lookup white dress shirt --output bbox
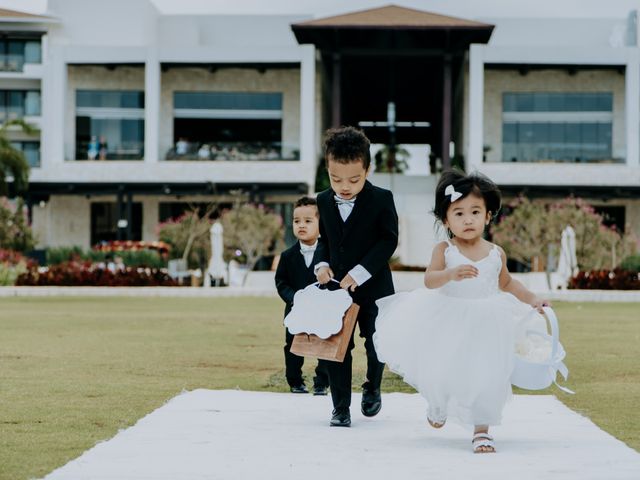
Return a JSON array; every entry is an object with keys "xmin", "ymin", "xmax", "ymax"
[{"xmin": 299, "ymin": 240, "xmax": 317, "ymax": 268}]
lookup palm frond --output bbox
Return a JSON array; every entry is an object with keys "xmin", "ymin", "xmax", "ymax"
[{"xmin": 0, "ymin": 119, "xmax": 34, "ymax": 196}]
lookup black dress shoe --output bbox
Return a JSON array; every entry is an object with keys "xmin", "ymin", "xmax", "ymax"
[
  {"xmin": 330, "ymin": 409, "xmax": 351, "ymax": 427},
  {"xmin": 312, "ymin": 385, "xmax": 328, "ymax": 396},
  {"xmin": 290, "ymin": 384, "xmax": 308, "ymax": 394},
  {"xmin": 361, "ymin": 382, "xmax": 382, "ymax": 417}
]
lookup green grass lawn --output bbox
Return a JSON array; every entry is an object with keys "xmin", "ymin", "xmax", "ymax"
[{"xmin": 0, "ymin": 297, "xmax": 638, "ymax": 480}]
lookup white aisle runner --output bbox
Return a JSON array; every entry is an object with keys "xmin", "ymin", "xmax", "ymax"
[{"xmin": 43, "ymin": 390, "xmax": 640, "ymax": 480}]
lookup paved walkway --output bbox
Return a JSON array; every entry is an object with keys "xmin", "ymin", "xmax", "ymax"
[{"xmin": 42, "ymin": 390, "xmax": 640, "ymax": 480}]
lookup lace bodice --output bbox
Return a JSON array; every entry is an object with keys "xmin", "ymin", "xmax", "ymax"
[{"xmin": 439, "ymin": 241, "xmax": 502, "ymax": 299}]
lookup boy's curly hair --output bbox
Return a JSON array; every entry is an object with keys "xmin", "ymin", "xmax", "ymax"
[{"xmin": 323, "ymin": 126, "xmax": 371, "ymax": 169}]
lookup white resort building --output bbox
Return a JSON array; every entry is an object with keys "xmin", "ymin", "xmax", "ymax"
[{"xmin": 1, "ymin": 0, "xmax": 639, "ymax": 267}]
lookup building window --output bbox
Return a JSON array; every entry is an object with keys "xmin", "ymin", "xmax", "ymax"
[
  {"xmin": 168, "ymin": 91, "xmax": 296, "ymax": 161},
  {"xmin": 0, "ymin": 90, "xmax": 41, "ymax": 120},
  {"xmin": 91, "ymin": 202, "xmax": 143, "ymax": 245},
  {"xmin": 75, "ymin": 90, "xmax": 145, "ymax": 160},
  {"xmin": 502, "ymin": 92, "xmax": 615, "ymax": 163},
  {"xmin": 0, "ymin": 38, "xmax": 41, "ymax": 72},
  {"xmin": 10, "ymin": 141, "xmax": 40, "ymax": 168}
]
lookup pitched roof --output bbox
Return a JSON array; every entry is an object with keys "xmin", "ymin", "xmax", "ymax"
[
  {"xmin": 0, "ymin": 7, "xmax": 55, "ymax": 22},
  {"xmin": 293, "ymin": 5, "xmax": 493, "ymax": 30}
]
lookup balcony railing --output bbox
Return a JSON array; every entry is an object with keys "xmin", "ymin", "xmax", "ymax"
[
  {"xmin": 165, "ymin": 141, "xmax": 299, "ymax": 161},
  {"xmin": 76, "ymin": 141, "xmax": 144, "ymax": 161},
  {"xmin": 0, "ymin": 41, "xmax": 42, "ymax": 72}
]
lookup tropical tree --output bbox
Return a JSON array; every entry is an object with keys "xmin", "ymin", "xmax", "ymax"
[
  {"xmin": 220, "ymin": 191, "xmax": 284, "ymax": 282},
  {"xmin": 0, "ymin": 197, "xmax": 35, "ymax": 252},
  {"xmin": 0, "ymin": 119, "xmax": 34, "ymax": 196},
  {"xmin": 492, "ymin": 196, "xmax": 637, "ymax": 272}
]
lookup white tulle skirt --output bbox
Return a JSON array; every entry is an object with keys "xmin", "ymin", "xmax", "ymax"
[{"xmin": 374, "ymin": 288, "xmax": 541, "ymax": 427}]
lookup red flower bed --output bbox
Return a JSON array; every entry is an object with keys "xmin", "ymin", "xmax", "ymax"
[
  {"xmin": 0, "ymin": 249, "xmax": 33, "ymax": 266},
  {"xmin": 16, "ymin": 262, "xmax": 179, "ymax": 287},
  {"xmin": 93, "ymin": 240, "xmax": 171, "ymax": 255},
  {"xmin": 568, "ymin": 269, "xmax": 640, "ymax": 290}
]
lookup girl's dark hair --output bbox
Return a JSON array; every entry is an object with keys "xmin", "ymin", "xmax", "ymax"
[
  {"xmin": 323, "ymin": 126, "xmax": 371, "ymax": 169},
  {"xmin": 433, "ymin": 169, "xmax": 502, "ymax": 222}
]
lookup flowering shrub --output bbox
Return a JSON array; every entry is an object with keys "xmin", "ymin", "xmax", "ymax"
[
  {"xmin": 0, "ymin": 248, "xmax": 34, "ymax": 286},
  {"xmin": 16, "ymin": 261, "xmax": 178, "ymax": 287},
  {"xmin": 47, "ymin": 246, "xmax": 166, "ymax": 269},
  {"xmin": 568, "ymin": 269, "xmax": 640, "ymax": 290},
  {"xmin": 492, "ymin": 197, "xmax": 638, "ymax": 271},
  {"xmin": 220, "ymin": 199, "xmax": 284, "ymax": 277},
  {"xmin": 93, "ymin": 240, "xmax": 171, "ymax": 255},
  {"xmin": 158, "ymin": 209, "xmax": 213, "ymax": 270}
]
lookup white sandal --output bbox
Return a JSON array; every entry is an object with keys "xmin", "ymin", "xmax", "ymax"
[
  {"xmin": 427, "ymin": 416, "xmax": 446, "ymax": 428},
  {"xmin": 427, "ymin": 409, "xmax": 447, "ymax": 428},
  {"xmin": 472, "ymin": 432, "xmax": 496, "ymax": 453}
]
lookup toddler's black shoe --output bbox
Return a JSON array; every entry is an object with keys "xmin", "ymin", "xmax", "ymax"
[
  {"xmin": 361, "ymin": 382, "xmax": 382, "ymax": 417},
  {"xmin": 312, "ymin": 385, "xmax": 328, "ymax": 396},
  {"xmin": 330, "ymin": 408, "xmax": 351, "ymax": 427},
  {"xmin": 290, "ymin": 384, "xmax": 308, "ymax": 394}
]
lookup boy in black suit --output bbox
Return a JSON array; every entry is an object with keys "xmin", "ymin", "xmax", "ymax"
[
  {"xmin": 315, "ymin": 126, "xmax": 399, "ymax": 427},
  {"xmin": 275, "ymin": 197, "xmax": 329, "ymax": 395}
]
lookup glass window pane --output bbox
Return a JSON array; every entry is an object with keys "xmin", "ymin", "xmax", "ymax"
[
  {"xmin": 25, "ymin": 91, "xmax": 41, "ymax": 116},
  {"xmin": 7, "ymin": 91, "xmax": 24, "ymax": 118},
  {"xmin": 548, "ymin": 93, "xmax": 565, "ymax": 112},
  {"xmin": 503, "ymin": 94, "xmax": 516, "ymax": 112},
  {"xmin": 501, "ymin": 93, "xmax": 613, "ymax": 163},
  {"xmin": 174, "ymin": 92, "xmax": 282, "ymax": 110},
  {"xmin": 24, "ymin": 41, "xmax": 41, "ymax": 64},
  {"xmin": 564, "ymin": 94, "xmax": 582, "ymax": 112},
  {"xmin": 515, "ymin": 94, "xmax": 534, "ymax": 112},
  {"xmin": 532, "ymin": 93, "xmax": 550, "ymax": 112},
  {"xmin": 502, "ymin": 122, "xmax": 517, "ymax": 142},
  {"xmin": 596, "ymin": 93, "xmax": 613, "ymax": 111},
  {"xmin": 77, "ymin": 90, "xmax": 144, "ymax": 108}
]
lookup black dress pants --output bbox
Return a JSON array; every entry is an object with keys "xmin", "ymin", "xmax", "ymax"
[
  {"xmin": 326, "ymin": 303, "xmax": 385, "ymax": 411},
  {"xmin": 284, "ymin": 328, "xmax": 330, "ymax": 388}
]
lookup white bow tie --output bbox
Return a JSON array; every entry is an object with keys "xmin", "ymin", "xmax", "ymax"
[{"xmin": 334, "ymin": 195, "xmax": 356, "ymax": 206}]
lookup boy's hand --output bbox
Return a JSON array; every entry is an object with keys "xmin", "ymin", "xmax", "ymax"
[
  {"xmin": 448, "ymin": 264, "xmax": 479, "ymax": 281},
  {"xmin": 531, "ymin": 297, "xmax": 551, "ymax": 313},
  {"xmin": 316, "ymin": 266, "xmax": 334, "ymax": 285},
  {"xmin": 340, "ymin": 274, "xmax": 358, "ymax": 292}
]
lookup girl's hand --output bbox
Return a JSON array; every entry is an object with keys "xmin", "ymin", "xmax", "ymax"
[
  {"xmin": 316, "ymin": 267, "xmax": 334, "ymax": 285},
  {"xmin": 531, "ymin": 297, "xmax": 551, "ymax": 313},
  {"xmin": 448, "ymin": 264, "xmax": 479, "ymax": 281}
]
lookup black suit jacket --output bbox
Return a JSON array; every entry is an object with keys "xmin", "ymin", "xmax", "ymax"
[
  {"xmin": 275, "ymin": 241, "xmax": 326, "ymax": 317},
  {"xmin": 316, "ymin": 180, "xmax": 399, "ymax": 306}
]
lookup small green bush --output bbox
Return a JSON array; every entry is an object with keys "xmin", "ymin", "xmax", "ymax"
[
  {"xmin": 620, "ymin": 254, "xmax": 640, "ymax": 272},
  {"xmin": 46, "ymin": 247, "xmax": 165, "ymax": 269}
]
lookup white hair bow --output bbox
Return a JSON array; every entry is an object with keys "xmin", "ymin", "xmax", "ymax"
[{"xmin": 445, "ymin": 184, "xmax": 462, "ymax": 202}]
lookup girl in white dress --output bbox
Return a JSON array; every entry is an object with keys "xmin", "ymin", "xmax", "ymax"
[{"xmin": 373, "ymin": 170, "xmax": 550, "ymax": 453}]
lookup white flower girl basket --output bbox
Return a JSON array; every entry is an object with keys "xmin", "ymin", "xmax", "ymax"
[{"xmin": 511, "ymin": 306, "xmax": 574, "ymax": 394}]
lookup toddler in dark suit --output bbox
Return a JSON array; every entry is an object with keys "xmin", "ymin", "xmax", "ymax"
[
  {"xmin": 315, "ymin": 126, "xmax": 399, "ymax": 427},
  {"xmin": 275, "ymin": 197, "xmax": 329, "ymax": 395}
]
